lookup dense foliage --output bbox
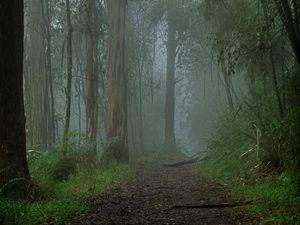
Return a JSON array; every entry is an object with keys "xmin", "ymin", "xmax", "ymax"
[
  {"xmin": 0, "ymin": 149, "xmax": 130, "ymax": 225},
  {"xmin": 197, "ymin": 0, "xmax": 300, "ymax": 223}
]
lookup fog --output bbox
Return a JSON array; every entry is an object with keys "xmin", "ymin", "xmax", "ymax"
[
  {"xmin": 1, "ymin": 0, "xmax": 299, "ymax": 223},
  {"xmin": 21, "ymin": 0, "xmax": 248, "ymax": 159},
  {"xmin": 19, "ymin": 0, "xmax": 295, "ymax": 166}
]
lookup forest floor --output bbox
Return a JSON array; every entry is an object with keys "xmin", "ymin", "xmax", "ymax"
[{"xmin": 66, "ymin": 162, "xmax": 251, "ymax": 225}]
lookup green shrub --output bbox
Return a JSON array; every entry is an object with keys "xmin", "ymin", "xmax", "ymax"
[
  {"xmin": 0, "ymin": 150, "xmax": 131, "ymax": 225},
  {"xmin": 0, "ymin": 198, "xmax": 85, "ymax": 225},
  {"xmin": 197, "ymin": 79, "xmax": 300, "ymax": 224},
  {"xmin": 48, "ymin": 156, "xmax": 77, "ymax": 182},
  {"xmin": 236, "ymin": 174, "xmax": 300, "ymax": 224}
]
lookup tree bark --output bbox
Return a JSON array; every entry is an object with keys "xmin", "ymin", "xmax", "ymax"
[
  {"xmin": 106, "ymin": 0, "xmax": 129, "ymax": 164},
  {"xmin": 0, "ymin": 1, "xmax": 30, "ymax": 197}
]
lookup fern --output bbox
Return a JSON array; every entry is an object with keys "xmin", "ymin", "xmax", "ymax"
[{"xmin": 46, "ymin": 157, "xmax": 76, "ymax": 182}]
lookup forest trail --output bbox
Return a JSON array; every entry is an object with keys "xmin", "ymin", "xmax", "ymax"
[{"xmin": 67, "ymin": 162, "xmax": 249, "ymax": 225}]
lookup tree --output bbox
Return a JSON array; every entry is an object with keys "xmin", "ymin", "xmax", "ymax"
[
  {"xmin": 165, "ymin": 0, "xmax": 180, "ymax": 150},
  {"xmin": 41, "ymin": 0, "xmax": 56, "ymax": 147},
  {"xmin": 261, "ymin": 2, "xmax": 284, "ymax": 118},
  {"xmin": 85, "ymin": 0, "xmax": 99, "ymax": 156},
  {"xmin": 63, "ymin": 0, "xmax": 73, "ymax": 143},
  {"xmin": 200, "ymin": 0, "xmax": 237, "ymax": 112},
  {"xmin": 24, "ymin": 0, "xmax": 51, "ymax": 149},
  {"xmin": 0, "ymin": 1, "xmax": 30, "ymax": 197},
  {"xmin": 106, "ymin": 0, "xmax": 129, "ymax": 163},
  {"xmin": 273, "ymin": 0, "xmax": 300, "ymax": 190},
  {"xmin": 274, "ymin": 0, "xmax": 300, "ymax": 66}
]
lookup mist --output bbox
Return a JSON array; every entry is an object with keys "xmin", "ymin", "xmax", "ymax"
[{"xmin": 1, "ymin": 0, "xmax": 299, "ymax": 224}]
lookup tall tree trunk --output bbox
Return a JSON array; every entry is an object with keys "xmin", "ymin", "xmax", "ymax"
[
  {"xmin": 273, "ymin": 0, "xmax": 300, "ymax": 192},
  {"xmin": 165, "ymin": 2, "xmax": 177, "ymax": 150},
  {"xmin": 74, "ymin": 47, "xmax": 83, "ymax": 148},
  {"xmin": 43, "ymin": 0, "xmax": 56, "ymax": 147},
  {"xmin": 262, "ymin": 2, "xmax": 284, "ymax": 118},
  {"xmin": 85, "ymin": 0, "xmax": 98, "ymax": 157},
  {"xmin": 106, "ymin": 0, "xmax": 129, "ymax": 164},
  {"xmin": 41, "ymin": 0, "xmax": 55, "ymax": 149},
  {"xmin": 63, "ymin": 0, "xmax": 73, "ymax": 144},
  {"xmin": 221, "ymin": 66, "xmax": 234, "ymax": 112},
  {"xmin": 25, "ymin": 0, "xmax": 48, "ymax": 149},
  {"xmin": 0, "ymin": 1, "xmax": 30, "ymax": 197},
  {"xmin": 128, "ymin": 82, "xmax": 139, "ymax": 152},
  {"xmin": 274, "ymin": 0, "xmax": 300, "ymax": 66},
  {"xmin": 133, "ymin": 84, "xmax": 139, "ymax": 151},
  {"xmin": 270, "ymin": 50, "xmax": 284, "ymax": 118},
  {"xmin": 150, "ymin": 29, "xmax": 157, "ymax": 104},
  {"xmin": 138, "ymin": 62, "xmax": 144, "ymax": 151}
]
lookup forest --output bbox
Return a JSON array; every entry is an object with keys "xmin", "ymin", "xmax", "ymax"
[{"xmin": 0, "ymin": 0, "xmax": 299, "ymax": 224}]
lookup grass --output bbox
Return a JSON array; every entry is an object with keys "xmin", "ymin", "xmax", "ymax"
[
  {"xmin": 198, "ymin": 157, "xmax": 300, "ymax": 224},
  {"xmin": 0, "ymin": 151, "xmax": 131, "ymax": 225},
  {"xmin": 196, "ymin": 88, "xmax": 300, "ymax": 224},
  {"xmin": 0, "ymin": 199, "xmax": 85, "ymax": 225},
  {"xmin": 237, "ymin": 174, "xmax": 300, "ymax": 224},
  {"xmin": 197, "ymin": 125, "xmax": 300, "ymax": 225}
]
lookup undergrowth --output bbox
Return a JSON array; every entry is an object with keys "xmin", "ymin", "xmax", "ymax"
[
  {"xmin": 0, "ymin": 149, "xmax": 131, "ymax": 225},
  {"xmin": 197, "ymin": 81, "xmax": 300, "ymax": 224},
  {"xmin": 237, "ymin": 175, "xmax": 300, "ymax": 224},
  {"xmin": 198, "ymin": 136, "xmax": 300, "ymax": 224}
]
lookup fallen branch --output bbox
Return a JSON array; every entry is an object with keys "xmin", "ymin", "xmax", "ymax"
[
  {"xmin": 171, "ymin": 203, "xmax": 237, "ymax": 209},
  {"xmin": 151, "ymin": 186, "xmax": 172, "ymax": 190},
  {"xmin": 163, "ymin": 156, "xmax": 207, "ymax": 167},
  {"xmin": 171, "ymin": 201, "xmax": 252, "ymax": 209}
]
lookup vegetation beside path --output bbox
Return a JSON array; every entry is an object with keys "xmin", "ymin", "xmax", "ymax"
[
  {"xmin": 197, "ymin": 106, "xmax": 300, "ymax": 224},
  {"xmin": 0, "ymin": 150, "xmax": 130, "ymax": 225}
]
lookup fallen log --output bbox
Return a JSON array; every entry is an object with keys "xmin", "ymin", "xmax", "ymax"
[
  {"xmin": 171, "ymin": 203, "xmax": 237, "ymax": 209},
  {"xmin": 163, "ymin": 155, "xmax": 207, "ymax": 167},
  {"xmin": 171, "ymin": 201, "xmax": 252, "ymax": 210}
]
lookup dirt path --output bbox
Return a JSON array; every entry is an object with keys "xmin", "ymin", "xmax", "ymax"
[{"xmin": 67, "ymin": 162, "xmax": 249, "ymax": 225}]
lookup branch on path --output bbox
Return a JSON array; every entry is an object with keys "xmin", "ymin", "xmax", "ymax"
[
  {"xmin": 171, "ymin": 203, "xmax": 237, "ymax": 209},
  {"xmin": 171, "ymin": 201, "xmax": 252, "ymax": 209},
  {"xmin": 163, "ymin": 155, "xmax": 207, "ymax": 167},
  {"xmin": 151, "ymin": 186, "xmax": 173, "ymax": 190}
]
